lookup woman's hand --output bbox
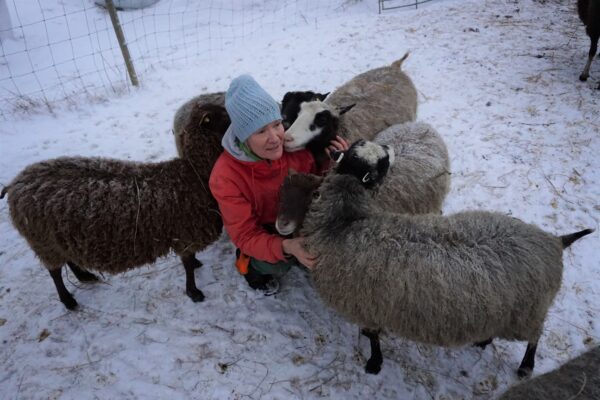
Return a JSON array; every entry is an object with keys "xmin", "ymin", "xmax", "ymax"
[
  {"xmin": 282, "ymin": 237, "xmax": 317, "ymax": 269},
  {"xmin": 324, "ymin": 135, "xmax": 350, "ymax": 159}
]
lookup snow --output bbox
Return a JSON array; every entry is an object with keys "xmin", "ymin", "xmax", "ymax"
[{"xmin": 0, "ymin": 0, "xmax": 599, "ymax": 399}]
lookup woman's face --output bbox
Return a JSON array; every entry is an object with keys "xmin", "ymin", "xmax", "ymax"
[{"xmin": 246, "ymin": 120, "xmax": 285, "ymax": 160}]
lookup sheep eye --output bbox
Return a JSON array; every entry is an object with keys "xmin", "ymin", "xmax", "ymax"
[{"xmin": 314, "ymin": 114, "xmax": 327, "ymax": 126}]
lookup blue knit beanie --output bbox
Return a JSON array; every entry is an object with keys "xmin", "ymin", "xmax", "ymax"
[{"xmin": 225, "ymin": 74, "xmax": 281, "ymax": 143}]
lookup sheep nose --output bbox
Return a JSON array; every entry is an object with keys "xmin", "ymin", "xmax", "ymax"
[
  {"xmin": 284, "ymin": 135, "xmax": 294, "ymax": 143},
  {"xmin": 275, "ymin": 218, "xmax": 294, "ymax": 235}
]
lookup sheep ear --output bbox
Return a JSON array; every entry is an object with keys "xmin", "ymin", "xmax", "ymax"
[
  {"xmin": 288, "ymin": 168, "xmax": 298, "ymax": 175},
  {"xmin": 337, "ymin": 104, "xmax": 355, "ymax": 115},
  {"xmin": 330, "ymin": 150, "xmax": 345, "ymax": 163},
  {"xmin": 316, "ymin": 92, "xmax": 330, "ymax": 101}
]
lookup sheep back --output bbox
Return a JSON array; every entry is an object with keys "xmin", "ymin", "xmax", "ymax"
[
  {"xmin": 173, "ymin": 92, "xmax": 226, "ymax": 157},
  {"xmin": 325, "ymin": 56, "xmax": 417, "ymax": 143},
  {"xmin": 374, "ymin": 121, "xmax": 450, "ymax": 215},
  {"xmin": 498, "ymin": 346, "xmax": 600, "ymax": 400},
  {"xmin": 303, "ymin": 174, "xmax": 563, "ymax": 346},
  {"xmin": 5, "ymin": 156, "xmax": 222, "ymax": 273}
]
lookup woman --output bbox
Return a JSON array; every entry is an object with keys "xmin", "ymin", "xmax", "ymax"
[{"xmin": 209, "ymin": 74, "xmax": 347, "ymax": 295}]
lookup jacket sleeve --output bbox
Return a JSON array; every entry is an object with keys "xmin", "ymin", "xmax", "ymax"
[{"xmin": 209, "ymin": 172, "xmax": 286, "ymax": 264}]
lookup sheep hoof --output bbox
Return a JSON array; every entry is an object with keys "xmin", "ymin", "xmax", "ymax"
[
  {"xmin": 62, "ymin": 297, "xmax": 79, "ymax": 310},
  {"xmin": 517, "ymin": 367, "xmax": 532, "ymax": 379},
  {"xmin": 365, "ymin": 360, "xmax": 381, "ymax": 375},
  {"xmin": 474, "ymin": 338, "xmax": 493, "ymax": 349},
  {"xmin": 579, "ymin": 74, "xmax": 588, "ymax": 82},
  {"xmin": 187, "ymin": 288, "xmax": 205, "ymax": 303}
]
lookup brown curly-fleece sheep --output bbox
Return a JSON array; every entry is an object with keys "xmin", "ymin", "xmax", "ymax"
[
  {"xmin": 173, "ymin": 91, "xmax": 226, "ymax": 157},
  {"xmin": 1, "ymin": 104, "xmax": 229, "ymax": 310}
]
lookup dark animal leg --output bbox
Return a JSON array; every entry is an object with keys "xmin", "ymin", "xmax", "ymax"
[
  {"xmin": 474, "ymin": 338, "xmax": 493, "ymax": 349},
  {"xmin": 361, "ymin": 328, "xmax": 383, "ymax": 374},
  {"xmin": 580, "ymin": 35, "xmax": 598, "ymax": 81},
  {"xmin": 181, "ymin": 253, "xmax": 205, "ymax": 302},
  {"xmin": 49, "ymin": 268, "xmax": 78, "ymax": 310},
  {"xmin": 67, "ymin": 262, "xmax": 99, "ymax": 282},
  {"xmin": 517, "ymin": 341, "xmax": 538, "ymax": 378}
]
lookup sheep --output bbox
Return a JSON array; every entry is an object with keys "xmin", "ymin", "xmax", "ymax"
[
  {"xmin": 284, "ymin": 52, "xmax": 418, "ymax": 168},
  {"xmin": 577, "ymin": 0, "xmax": 600, "ymax": 89},
  {"xmin": 280, "ymin": 91, "xmax": 328, "ymax": 130},
  {"xmin": 275, "ymin": 121, "xmax": 451, "ymax": 236},
  {"xmin": 498, "ymin": 346, "xmax": 600, "ymax": 399},
  {"xmin": 1, "ymin": 104, "xmax": 230, "ymax": 310},
  {"xmin": 297, "ymin": 139, "xmax": 593, "ymax": 376},
  {"xmin": 173, "ymin": 91, "xmax": 225, "ymax": 157}
]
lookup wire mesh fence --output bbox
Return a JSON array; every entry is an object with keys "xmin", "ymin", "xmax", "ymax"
[{"xmin": 0, "ymin": 0, "xmax": 436, "ymax": 119}]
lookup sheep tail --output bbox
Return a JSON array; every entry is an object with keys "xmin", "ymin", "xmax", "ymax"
[
  {"xmin": 391, "ymin": 52, "xmax": 410, "ymax": 69},
  {"xmin": 561, "ymin": 228, "xmax": 594, "ymax": 249},
  {"xmin": 0, "ymin": 185, "xmax": 9, "ymax": 199}
]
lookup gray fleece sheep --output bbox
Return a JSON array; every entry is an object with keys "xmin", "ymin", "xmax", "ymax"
[
  {"xmin": 275, "ymin": 121, "xmax": 451, "ymax": 235},
  {"xmin": 324, "ymin": 52, "xmax": 418, "ymax": 142},
  {"xmin": 300, "ymin": 140, "xmax": 593, "ymax": 376},
  {"xmin": 283, "ymin": 53, "xmax": 418, "ymax": 165},
  {"xmin": 1, "ymin": 104, "xmax": 229, "ymax": 310},
  {"xmin": 371, "ymin": 121, "xmax": 450, "ymax": 215},
  {"xmin": 498, "ymin": 345, "xmax": 600, "ymax": 399}
]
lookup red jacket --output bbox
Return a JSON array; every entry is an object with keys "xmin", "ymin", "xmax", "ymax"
[{"xmin": 209, "ymin": 149, "xmax": 318, "ymax": 263}]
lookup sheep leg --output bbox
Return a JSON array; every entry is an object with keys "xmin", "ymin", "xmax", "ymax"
[
  {"xmin": 180, "ymin": 253, "xmax": 205, "ymax": 302},
  {"xmin": 580, "ymin": 35, "xmax": 598, "ymax": 82},
  {"xmin": 361, "ymin": 328, "xmax": 383, "ymax": 374},
  {"xmin": 67, "ymin": 262, "xmax": 99, "ymax": 282},
  {"xmin": 474, "ymin": 338, "xmax": 493, "ymax": 349},
  {"xmin": 517, "ymin": 341, "xmax": 538, "ymax": 378},
  {"xmin": 48, "ymin": 268, "xmax": 78, "ymax": 310}
]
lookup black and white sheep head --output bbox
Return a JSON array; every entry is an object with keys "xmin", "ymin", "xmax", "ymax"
[
  {"xmin": 283, "ymin": 101, "xmax": 355, "ymax": 153},
  {"xmin": 275, "ymin": 169, "xmax": 324, "ymax": 236},
  {"xmin": 179, "ymin": 104, "xmax": 230, "ymax": 160},
  {"xmin": 281, "ymin": 91, "xmax": 329, "ymax": 130},
  {"xmin": 331, "ymin": 139, "xmax": 394, "ymax": 189}
]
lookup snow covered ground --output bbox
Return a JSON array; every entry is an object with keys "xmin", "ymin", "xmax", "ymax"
[{"xmin": 0, "ymin": 0, "xmax": 599, "ymax": 399}]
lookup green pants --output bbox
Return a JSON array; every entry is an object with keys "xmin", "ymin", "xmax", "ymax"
[{"xmin": 250, "ymin": 257, "xmax": 297, "ymax": 277}]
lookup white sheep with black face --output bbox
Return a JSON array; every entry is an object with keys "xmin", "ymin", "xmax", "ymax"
[
  {"xmin": 296, "ymin": 140, "xmax": 593, "ymax": 377},
  {"xmin": 280, "ymin": 91, "xmax": 329, "ymax": 130},
  {"xmin": 283, "ymin": 52, "xmax": 417, "ymax": 169}
]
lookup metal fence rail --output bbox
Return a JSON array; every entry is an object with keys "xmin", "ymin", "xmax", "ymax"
[{"xmin": 379, "ymin": 0, "xmax": 435, "ymax": 13}]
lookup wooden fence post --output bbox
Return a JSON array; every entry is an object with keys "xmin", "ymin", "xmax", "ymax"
[{"xmin": 105, "ymin": 0, "xmax": 139, "ymax": 86}]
